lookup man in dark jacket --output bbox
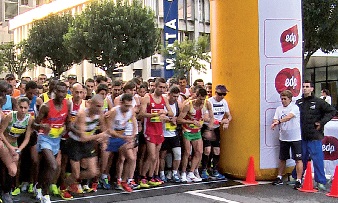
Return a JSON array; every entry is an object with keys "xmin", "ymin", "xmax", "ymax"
[{"xmin": 294, "ymin": 80, "xmax": 336, "ymax": 190}]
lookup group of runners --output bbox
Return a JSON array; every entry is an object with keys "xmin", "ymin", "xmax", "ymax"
[{"xmin": 0, "ymin": 73, "xmax": 231, "ymax": 203}]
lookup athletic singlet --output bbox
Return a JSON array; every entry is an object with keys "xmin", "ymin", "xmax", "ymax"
[
  {"xmin": 144, "ymin": 94, "xmax": 165, "ymax": 136},
  {"xmin": 113, "ymin": 106, "xmax": 133, "ymax": 136},
  {"xmin": 180, "ymin": 88, "xmax": 191, "ymax": 99},
  {"xmin": 103, "ymin": 99, "xmax": 109, "ymax": 113},
  {"xmin": 107, "ymin": 95, "xmax": 114, "ymax": 107},
  {"xmin": 27, "ymin": 95, "xmax": 38, "ymax": 118},
  {"xmin": 63, "ymin": 99, "xmax": 86, "ymax": 139},
  {"xmin": 6, "ymin": 111, "xmax": 30, "ymax": 138},
  {"xmin": 182, "ymin": 99, "xmax": 207, "ymax": 133},
  {"xmin": 40, "ymin": 99, "xmax": 68, "ymax": 138},
  {"xmin": 163, "ymin": 102, "xmax": 179, "ymax": 137},
  {"xmin": 69, "ymin": 108, "xmax": 100, "ymax": 141},
  {"xmin": 2, "ymin": 95, "xmax": 12, "ymax": 113}
]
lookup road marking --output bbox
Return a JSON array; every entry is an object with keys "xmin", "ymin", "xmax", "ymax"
[
  {"xmin": 186, "ymin": 181, "xmax": 271, "ymax": 193},
  {"xmin": 51, "ymin": 180, "xmax": 228, "ymax": 202},
  {"xmin": 185, "ymin": 181, "xmax": 271, "ymax": 203},
  {"xmin": 186, "ymin": 191, "xmax": 240, "ymax": 203}
]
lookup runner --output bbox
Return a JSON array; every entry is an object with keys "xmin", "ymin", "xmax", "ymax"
[
  {"xmin": 106, "ymin": 93, "xmax": 138, "ymax": 192},
  {"xmin": 0, "ymin": 97, "xmax": 34, "ymax": 197},
  {"xmin": 33, "ymin": 81, "xmax": 72, "ymax": 203},
  {"xmin": 159, "ymin": 86, "xmax": 182, "ymax": 183},
  {"xmin": 177, "ymin": 87, "xmax": 214, "ymax": 182},
  {"xmin": 139, "ymin": 77, "xmax": 173, "ymax": 187},
  {"xmin": 201, "ymin": 85, "xmax": 231, "ymax": 180},
  {"xmin": 64, "ymin": 95, "xmax": 108, "ymax": 196}
]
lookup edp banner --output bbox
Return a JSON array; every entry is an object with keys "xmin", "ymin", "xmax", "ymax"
[{"xmin": 258, "ymin": 0, "xmax": 303, "ymax": 169}]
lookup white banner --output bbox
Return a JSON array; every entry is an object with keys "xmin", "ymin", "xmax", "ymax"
[{"xmin": 259, "ymin": 0, "xmax": 303, "ymax": 169}]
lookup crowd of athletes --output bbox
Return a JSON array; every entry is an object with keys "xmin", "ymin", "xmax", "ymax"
[{"xmin": 0, "ymin": 73, "xmax": 231, "ymax": 203}]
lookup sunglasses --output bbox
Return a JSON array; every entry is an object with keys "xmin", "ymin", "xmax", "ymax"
[{"xmin": 216, "ymin": 92, "xmax": 227, "ymax": 96}]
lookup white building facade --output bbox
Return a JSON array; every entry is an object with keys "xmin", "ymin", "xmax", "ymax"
[{"xmin": 8, "ymin": 0, "xmax": 211, "ymax": 83}]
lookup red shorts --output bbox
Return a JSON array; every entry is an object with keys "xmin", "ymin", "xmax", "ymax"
[{"xmin": 144, "ymin": 134, "xmax": 164, "ymax": 145}]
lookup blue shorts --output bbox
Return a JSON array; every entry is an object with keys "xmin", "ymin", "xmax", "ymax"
[
  {"xmin": 37, "ymin": 134, "xmax": 61, "ymax": 156},
  {"xmin": 106, "ymin": 137, "xmax": 126, "ymax": 152}
]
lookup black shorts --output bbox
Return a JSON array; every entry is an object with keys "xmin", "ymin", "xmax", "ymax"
[
  {"xmin": 279, "ymin": 140, "xmax": 302, "ymax": 161},
  {"xmin": 138, "ymin": 130, "xmax": 146, "ymax": 145},
  {"xmin": 60, "ymin": 139, "xmax": 68, "ymax": 155},
  {"xmin": 66, "ymin": 138, "xmax": 97, "ymax": 161},
  {"xmin": 27, "ymin": 131, "xmax": 38, "ymax": 147},
  {"xmin": 202, "ymin": 125, "xmax": 221, "ymax": 148},
  {"xmin": 161, "ymin": 135, "xmax": 181, "ymax": 151}
]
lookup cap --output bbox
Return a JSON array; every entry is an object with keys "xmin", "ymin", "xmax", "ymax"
[
  {"xmin": 215, "ymin": 84, "xmax": 229, "ymax": 92},
  {"xmin": 68, "ymin": 74, "xmax": 77, "ymax": 79},
  {"xmin": 5, "ymin": 73, "xmax": 15, "ymax": 80}
]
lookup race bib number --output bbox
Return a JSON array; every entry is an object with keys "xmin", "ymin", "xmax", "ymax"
[
  {"xmin": 165, "ymin": 122, "xmax": 176, "ymax": 132},
  {"xmin": 150, "ymin": 109, "xmax": 161, "ymax": 122},
  {"xmin": 49, "ymin": 124, "xmax": 65, "ymax": 138}
]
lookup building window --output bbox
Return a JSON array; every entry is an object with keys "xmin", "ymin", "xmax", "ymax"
[
  {"xmin": 205, "ymin": 0, "xmax": 210, "ymax": 23},
  {"xmin": 178, "ymin": 0, "xmax": 184, "ymax": 19},
  {"xmin": 198, "ymin": 0, "xmax": 204, "ymax": 22},
  {"xmin": 186, "ymin": 0, "xmax": 194, "ymax": 20},
  {"xmin": 21, "ymin": 0, "xmax": 29, "ymax": 5},
  {"xmin": 4, "ymin": 0, "xmax": 19, "ymax": 21}
]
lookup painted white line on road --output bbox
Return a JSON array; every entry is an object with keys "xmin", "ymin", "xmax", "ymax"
[
  {"xmin": 51, "ymin": 180, "xmax": 228, "ymax": 202},
  {"xmin": 185, "ymin": 181, "xmax": 271, "ymax": 193},
  {"xmin": 186, "ymin": 191, "xmax": 240, "ymax": 203}
]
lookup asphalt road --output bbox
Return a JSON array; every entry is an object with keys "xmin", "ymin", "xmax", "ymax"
[{"xmin": 10, "ymin": 179, "xmax": 337, "ymax": 203}]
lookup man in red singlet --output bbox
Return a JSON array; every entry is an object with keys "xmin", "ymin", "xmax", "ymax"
[
  {"xmin": 33, "ymin": 81, "xmax": 72, "ymax": 203},
  {"xmin": 139, "ymin": 77, "xmax": 173, "ymax": 187}
]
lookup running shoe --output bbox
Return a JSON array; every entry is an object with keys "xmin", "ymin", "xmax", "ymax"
[
  {"xmin": 49, "ymin": 184, "xmax": 59, "ymax": 196},
  {"xmin": 139, "ymin": 178, "xmax": 150, "ymax": 188},
  {"xmin": 194, "ymin": 170, "xmax": 202, "ymax": 179},
  {"xmin": 28, "ymin": 183, "xmax": 34, "ymax": 194},
  {"xmin": 11, "ymin": 187, "xmax": 20, "ymax": 196},
  {"xmin": 33, "ymin": 183, "xmax": 43, "ymax": 201},
  {"xmin": 166, "ymin": 171, "xmax": 173, "ymax": 181},
  {"xmin": 99, "ymin": 177, "xmax": 111, "ymax": 190},
  {"xmin": 68, "ymin": 183, "xmax": 84, "ymax": 194},
  {"xmin": 212, "ymin": 170, "xmax": 226, "ymax": 180},
  {"xmin": 160, "ymin": 174, "xmax": 167, "ymax": 183},
  {"xmin": 21, "ymin": 182, "xmax": 29, "ymax": 193},
  {"xmin": 154, "ymin": 176, "xmax": 164, "ymax": 184},
  {"xmin": 40, "ymin": 195, "xmax": 51, "ymax": 203},
  {"xmin": 1, "ymin": 193, "xmax": 13, "ymax": 203},
  {"xmin": 58, "ymin": 188, "xmax": 73, "ymax": 200},
  {"xmin": 316, "ymin": 183, "xmax": 327, "ymax": 191},
  {"xmin": 114, "ymin": 180, "xmax": 123, "ymax": 190},
  {"xmin": 148, "ymin": 178, "xmax": 162, "ymax": 186},
  {"xmin": 128, "ymin": 179, "xmax": 140, "ymax": 190},
  {"xmin": 181, "ymin": 172, "xmax": 188, "ymax": 183},
  {"xmin": 201, "ymin": 169, "xmax": 209, "ymax": 180},
  {"xmin": 173, "ymin": 173, "xmax": 180, "ymax": 183},
  {"xmin": 82, "ymin": 184, "xmax": 93, "ymax": 193},
  {"xmin": 91, "ymin": 182, "xmax": 98, "ymax": 192},
  {"xmin": 187, "ymin": 172, "xmax": 202, "ymax": 182},
  {"xmin": 121, "ymin": 181, "xmax": 133, "ymax": 193},
  {"xmin": 272, "ymin": 177, "xmax": 283, "ymax": 185},
  {"xmin": 293, "ymin": 180, "xmax": 302, "ymax": 190}
]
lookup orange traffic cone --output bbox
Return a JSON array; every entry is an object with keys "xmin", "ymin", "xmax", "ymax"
[
  {"xmin": 326, "ymin": 165, "xmax": 338, "ymax": 198},
  {"xmin": 243, "ymin": 156, "xmax": 258, "ymax": 185},
  {"xmin": 298, "ymin": 161, "xmax": 317, "ymax": 193}
]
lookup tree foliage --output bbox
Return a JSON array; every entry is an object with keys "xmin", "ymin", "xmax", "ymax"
[
  {"xmin": 162, "ymin": 35, "xmax": 211, "ymax": 78},
  {"xmin": 25, "ymin": 13, "xmax": 81, "ymax": 78},
  {"xmin": 64, "ymin": 0, "xmax": 159, "ymax": 78},
  {"xmin": 0, "ymin": 41, "xmax": 33, "ymax": 78},
  {"xmin": 303, "ymin": 0, "xmax": 338, "ymax": 66}
]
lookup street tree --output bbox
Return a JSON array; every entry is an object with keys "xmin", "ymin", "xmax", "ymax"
[
  {"xmin": 64, "ymin": 0, "xmax": 159, "ymax": 78},
  {"xmin": 303, "ymin": 0, "xmax": 338, "ymax": 66},
  {"xmin": 162, "ymin": 35, "xmax": 211, "ymax": 78},
  {"xmin": 25, "ymin": 13, "xmax": 81, "ymax": 78},
  {"xmin": 0, "ymin": 41, "xmax": 33, "ymax": 78}
]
